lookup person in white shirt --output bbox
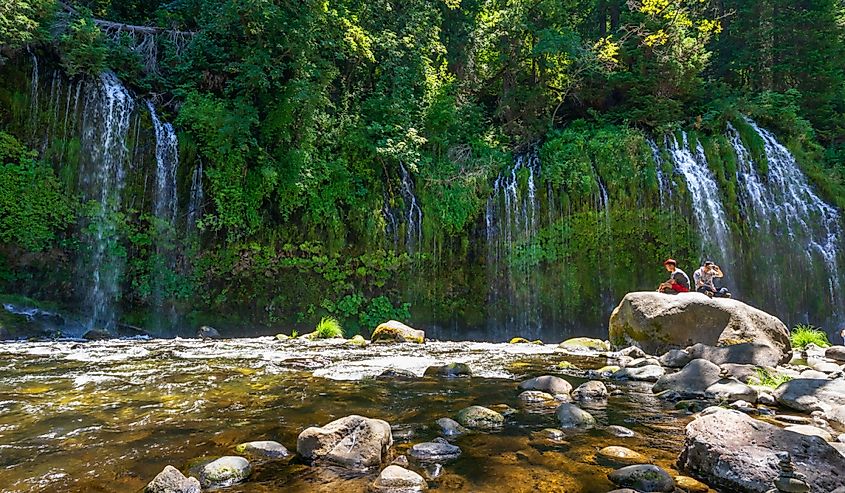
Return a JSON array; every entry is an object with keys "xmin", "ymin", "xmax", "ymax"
[{"xmin": 693, "ymin": 260, "xmax": 731, "ymax": 298}]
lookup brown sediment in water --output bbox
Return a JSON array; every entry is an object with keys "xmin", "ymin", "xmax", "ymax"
[{"xmin": 0, "ymin": 338, "xmax": 697, "ymax": 492}]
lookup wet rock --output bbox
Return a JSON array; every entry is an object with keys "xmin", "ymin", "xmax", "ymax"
[
  {"xmin": 488, "ymin": 404, "xmax": 517, "ymax": 418},
  {"xmin": 678, "ymin": 408, "xmax": 845, "ymax": 492},
  {"xmin": 572, "ymin": 381, "xmax": 608, "ymax": 401},
  {"xmin": 607, "ymin": 464, "xmax": 675, "ymax": 492},
  {"xmin": 705, "ymin": 378, "xmax": 758, "ymax": 403},
  {"xmin": 783, "ymin": 424, "xmax": 833, "ymax": 441},
  {"xmin": 455, "ymin": 406, "xmax": 504, "ymax": 430},
  {"xmin": 424, "ymin": 363, "xmax": 471, "ymax": 378},
  {"xmin": 773, "ymin": 378, "xmax": 845, "ymax": 412},
  {"xmin": 557, "ymin": 360, "xmax": 576, "ymax": 370},
  {"xmin": 674, "ymin": 475, "xmax": 709, "ymax": 493},
  {"xmin": 675, "ymin": 400, "xmax": 709, "ymax": 413},
  {"xmin": 82, "ymin": 328, "xmax": 111, "ymax": 341},
  {"xmin": 197, "ymin": 326, "xmax": 221, "ymax": 339},
  {"xmin": 297, "ymin": 415, "xmax": 393, "ymax": 468},
  {"xmin": 612, "ymin": 365, "xmax": 665, "ymax": 382},
  {"xmin": 391, "ymin": 455, "xmax": 409, "ymax": 467},
  {"xmin": 555, "ymin": 403, "xmax": 595, "ymax": 429},
  {"xmin": 518, "ymin": 390, "xmax": 555, "ymax": 403},
  {"xmin": 371, "ymin": 320, "xmax": 424, "ymax": 344},
  {"xmin": 826, "ymin": 346, "xmax": 845, "ymax": 362},
  {"xmin": 560, "ymin": 337, "xmax": 610, "ymax": 352},
  {"xmin": 533, "ymin": 428, "xmax": 566, "ymax": 440},
  {"xmin": 652, "ymin": 359, "xmax": 722, "ymax": 395},
  {"xmin": 234, "ymin": 440, "xmax": 290, "ymax": 459},
  {"xmin": 371, "ymin": 465, "xmax": 427, "ymax": 492},
  {"xmin": 687, "ymin": 342, "xmax": 786, "ymax": 367},
  {"xmin": 659, "ymin": 349, "xmax": 692, "ymax": 368},
  {"xmin": 518, "ymin": 375, "xmax": 572, "ymax": 395},
  {"xmin": 625, "ymin": 357, "xmax": 661, "ymax": 368},
  {"xmin": 144, "ymin": 465, "xmax": 201, "ymax": 493},
  {"xmin": 596, "ymin": 446, "xmax": 647, "ymax": 467},
  {"xmin": 377, "ymin": 368, "xmax": 418, "ymax": 380},
  {"xmin": 435, "ymin": 417, "xmax": 468, "ymax": 437},
  {"xmin": 608, "ymin": 292, "xmax": 791, "ymax": 364},
  {"xmin": 408, "ymin": 438, "xmax": 462, "ymax": 463},
  {"xmin": 199, "ymin": 456, "xmax": 251, "ymax": 488},
  {"xmin": 607, "ymin": 425, "xmax": 636, "ymax": 438}
]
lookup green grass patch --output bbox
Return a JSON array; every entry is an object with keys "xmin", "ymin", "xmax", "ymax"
[
  {"xmin": 790, "ymin": 323, "xmax": 831, "ymax": 349},
  {"xmin": 314, "ymin": 316, "xmax": 344, "ymax": 339},
  {"xmin": 754, "ymin": 368, "xmax": 793, "ymax": 388}
]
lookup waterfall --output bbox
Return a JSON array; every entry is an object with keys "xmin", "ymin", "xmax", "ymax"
[
  {"xmin": 398, "ymin": 163, "xmax": 423, "ymax": 253},
  {"xmin": 485, "ymin": 151, "xmax": 542, "ymax": 338},
  {"xmin": 648, "ymin": 138, "xmax": 670, "ymax": 206},
  {"xmin": 666, "ymin": 132, "xmax": 735, "ymax": 272},
  {"xmin": 147, "ymin": 101, "xmax": 179, "ymax": 225},
  {"xmin": 187, "ymin": 161, "xmax": 204, "ymax": 231},
  {"xmin": 729, "ymin": 119, "xmax": 844, "ymax": 320},
  {"xmin": 77, "ymin": 72, "xmax": 135, "ymax": 331}
]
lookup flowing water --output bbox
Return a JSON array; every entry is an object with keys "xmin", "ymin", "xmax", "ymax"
[
  {"xmin": 187, "ymin": 161, "xmax": 205, "ymax": 232},
  {"xmin": 382, "ymin": 164, "xmax": 423, "ymax": 254},
  {"xmin": 77, "ymin": 73, "xmax": 135, "ymax": 331},
  {"xmin": 0, "ymin": 338, "xmax": 694, "ymax": 493},
  {"xmin": 147, "ymin": 101, "xmax": 179, "ymax": 226}
]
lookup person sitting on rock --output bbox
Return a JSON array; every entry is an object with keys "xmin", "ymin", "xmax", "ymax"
[
  {"xmin": 657, "ymin": 258, "xmax": 690, "ymax": 294},
  {"xmin": 693, "ymin": 260, "xmax": 731, "ymax": 298}
]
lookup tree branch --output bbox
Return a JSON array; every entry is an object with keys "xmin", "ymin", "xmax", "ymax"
[{"xmin": 58, "ymin": 1, "xmax": 195, "ymax": 36}]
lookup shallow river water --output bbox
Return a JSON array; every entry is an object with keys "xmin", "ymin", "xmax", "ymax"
[{"xmin": 0, "ymin": 338, "xmax": 700, "ymax": 492}]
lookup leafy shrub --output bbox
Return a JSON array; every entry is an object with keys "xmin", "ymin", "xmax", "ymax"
[
  {"xmin": 314, "ymin": 316, "xmax": 343, "ymax": 339},
  {"xmin": 790, "ymin": 324, "xmax": 831, "ymax": 349},
  {"xmin": 59, "ymin": 14, "xmax": 109, "ymax": 76}
]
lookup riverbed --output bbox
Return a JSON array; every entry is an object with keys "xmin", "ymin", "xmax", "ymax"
[{"xmin": 0, "ymin": 338, "xmax": 698, "ymax": 492}]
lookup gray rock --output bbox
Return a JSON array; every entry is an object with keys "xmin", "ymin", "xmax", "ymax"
[
  {"xmin": 814, "ymin": 361, "xmax": 844, "ymax": 374},
  {"xmin": 720, "ymin": 363, "xmax": 762, "ymax": 383},
  {"xmin": 678, "ymin": 409, "xmax": 845, "ymax": 492},
  {"xmin": 607, "ymin": 464, "xmax": 675, "ymax": 492},
  {"xmin": 518, "ymin": 375, "xmax": 572, "ymax": 395},
  {"xmin": 617, "ymin": 346, "xmax": 647, "ymax": 359},
  {"xmin": 297, "ymin": 415, "xmax": 393, "ymax": 468},
  {"xmin": 612, "ymin": 365, "xmax": 665, "ymax": 382},
  {"xmin": 518, "ymin": 390, "xmax": 555, "ymax": 403},
  {"xmin": 572, "ymin": 381, "xmax": 608, "ymax": 401},
  {"xmin": 659, "ymin": 349, "xmax": 692, "ymax": 368},
  {"xmin": 144, "ymin": 465, "xmax": 201, "ymax": 493},
  {"xmin": 758, "ymin": 392, "xmax": 777, "ymax": 406},
  {"xmin": 197, "ymin": 325, "xmax": 221, "ymax": 339},
  {"xmin": 826, "ymin": 346, "xmax": 845, "ymax": 362},
  {"xmin": 424, "ymin": 363, "xmax": 471, "ymax": 377},
  {"xmin": 199, "ymin": 456, "xmax": 251, "ymax": 488},
  {"xmin": 377, "ymin": 368, "xmax": 418, "ymax": 380},
  {"xmin": 705, "ymin": 378, "xmax": 758, "ymax": 403},
  {"xmin": 435, "ymin": 417, "xmax": 468, "ymax": 437},
  {"xmin": 555, "ymin": 403, "xmax": 595, "ymax": 429},
  {"xmin": 625, "ymin": 357, "xmax": 661, "ymax": 368},
  {"xmin": 371, "ymin": 465, "xmax": 427, "ymax": 492},
  {"xmin": 687, "ymin": 342, "xmax": 786, "ymax": 367},
  {"xmin": 784, "ymin": 424, "xmax": 833, "ymax": 441},
  {"xmin": 607, "ymin": 425, "xmax": 636, "ymax": 438},
  {"xmin": 652, "ymin": 359, "xmax": 722, "ymax": 395},
  {"xmin": 824, "ymin": 406, "xmax": 845, "ymax": 432},
  {"xmin": 82, "ymin": 329, "xmax": 111, "ymax": 341},
  {"xmin": 234, "ymin": 440, "xmax": 290, "ymax": 459},
  {"xmin": 773, "ymin": 378, "xmax": 845, "ymax": 412},
  {"xmin": 408, "ymin": 438, "xmax": 461, "ymax": 463},
  {"xmin": 608, "ymin": 292, "xmax": 791, "ymax": 364},
  {"xmin": 455, "ymin": 406, "xmax": 504, "ymax": 430},
  {"xmin": 799, "ymin": 369, "xmax": 829, "ymax": 379}
]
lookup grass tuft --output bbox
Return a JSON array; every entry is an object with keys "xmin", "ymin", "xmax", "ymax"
[
  {"xmin": 790, "ymin": 323, "xmax": 830, "ymax": 349},
  {"xmin": 314, "ymin": 316, "xmax": 344, "ymax": 339},
  {"xmin": 755, "ymin": 368, "xmax": 793, "ymax": 388}
]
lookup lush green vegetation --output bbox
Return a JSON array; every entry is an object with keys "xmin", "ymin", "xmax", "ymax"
[
  {"xmin": 753, "ymin": 367, "xmax": 793, "ymax": 389},
  {"xmin": 0, "ymin": 0, "xmax": 844, "ymax": 334},
  {"xmin": 314, "ymin": 316, "xmax": 344, "ymax": 339},
  {"xmin": 790, "ymin": 324, "xmax": 832, "ymax": 349}
]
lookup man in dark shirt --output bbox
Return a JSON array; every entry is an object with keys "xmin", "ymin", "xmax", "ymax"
[{"xmin": 658, "ymin": 258, "xmax": 690, "ymax": 294}]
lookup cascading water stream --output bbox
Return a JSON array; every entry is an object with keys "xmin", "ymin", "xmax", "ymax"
[
  {"xmin": 147, "ymin": 101, "xmax": 179, "ymax": 225},
  {"xmin": 398, "ymin": 163, "xmax": 423, "ymax": 254},
  {"xmin": 77, "ymin": 72, "xmax": 135, "ymax": 331},
  {"xmin": 187, "ymin": 161, "xmax": 205, "ymax": 232}
]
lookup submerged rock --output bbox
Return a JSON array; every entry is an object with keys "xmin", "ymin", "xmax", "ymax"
[
  {"xmin": 371, "ymin": 320, "xmax": 424, "ymax": 344},
  {"xmin": 607, "ymin": 464, "xmax": 675, "ymax": 492},
  {"xmin": 596, "ymin": 446, "xmax": 648, "ymax": 467},
  {"xmin": 199, "ymin": 456, "xmax": 251, "ymax": 488},
  {"xmin": 144, "ymin": 465, "xmax": 201, "ymax": 493},
  {"xmin": 652, "ymin": 359, "xmax": 721, "ymax": 396},
  {"xmin": 297, "ymin": 415, "xmax": 393, "ymax": 469},
  {"xmin": 408, "ymin": 438, "xmax": 462, "ymax": 463},
  {"xmin": 518, "ymin": 375, "xmax": 572, "ymax": 395},
  {"xmin": 518, "ymin": 390, "xmax": 555, "ymax": 403},
  {"xmin": 572, "ymin": 381, "xmax": 608, "ymax": 401},
  {"xmin": 608, "ymin": 292, "xmax": 790, "ymax": 364},
  {"xmin": 773, "ymin": 378, "xmax": 845, "ymax": 412},
  {"xmin": 455, "ymin": 406, "xmax": 504, "ymax": 430},
  {"xmin": 555, "ymin": 403, "xmax": 595, "ymax": 429},
  {"xmin": 678, "ymin": 409, "xmax": 845, "ymax": 492},
  {"xmin": 424, "ymin": 362, "xmax": 471, "ymax": 378},
  {"xmin": 674, "ymin": 475, "xmax": 710, "ymax": 493},
  {"xmin": 607, "ymin": 425, "xmax": 636, "ymax": 438},
  {"xmin": 82, "ymin": 328, "xmax": 111, "ymax": 341},
  {"xmin": 234, "ymin": 440, "xmax": 290, "ymax": 459},
  {"xmin": 197, "ymin": 326, "xmax": 221, "ymax": 339},
  {"xmin": 435, "ymin": 417, "xmax": 468, "ymax": 437},
  {"xmin": 559, "ymin": 337, "xmax": 610, "ymax": 352},
  {"xmin": 377, "ymin": 368, "xmax": 418, "ymax": 380},
  {"xmin": 371, "ymin": 465, "xmax": 427, "ymax": 492}
]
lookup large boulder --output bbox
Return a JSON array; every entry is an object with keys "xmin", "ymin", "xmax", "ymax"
[
  {"xmin": 772, "ymin": 378, "xmax": 845, "ymax": 412},
  {"xmin": 371, "ymin": 320, "xmax": 425, "ymax": 344},
  {"xmin": 608, "ymin": 292, "xmax": 790, "ymax": 364},
  {"xmin": 678, "ymin": 409, "xmax": 845, "ymax": 492},
  {"xmin": 297, "ymin": 415, "xmax": 393, "ymax": 469}
]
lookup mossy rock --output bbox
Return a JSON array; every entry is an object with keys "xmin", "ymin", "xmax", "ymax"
[
  {"xmin": 348, "ymin": 335, "xmax": 367, "ymax": 346},
  {"xmin": 371, "ymin": 320, "xmax": 424, "ymax": 344},
  {"xmin": 275, "ymin": 334, "xmax": 289, "ymax": 341},
  {"xmin": 560, "ymin": 337, "xmax": 610, "ymax": 352},
  {"xmin": 455, "ymin": 405, "xmax": 504, "ymax": 430},
  {"xmin": 557, "ymin": 361, "xmax": 577, "ymax": 370},
  {"xmin": 509, "ymin": 337, "xmax": 530, "ymax": 344}
]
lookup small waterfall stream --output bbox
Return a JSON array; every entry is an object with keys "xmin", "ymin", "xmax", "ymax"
[
  {"xmin": 147, "ymin": 101, "xmax": 179, "ymax": 225},
  {"xmin": 187, "ymin": 162, "xmax": 205, "ymax": 231},
  {"xmin": 382, "ymin": 163, "xmax": 423, "ymax": 254}
]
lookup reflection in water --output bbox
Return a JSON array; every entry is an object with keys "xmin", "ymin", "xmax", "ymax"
[{"xmin": 0, "ymin": 339, "xmax": 693, "ymax": 492}]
